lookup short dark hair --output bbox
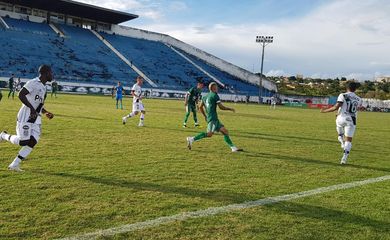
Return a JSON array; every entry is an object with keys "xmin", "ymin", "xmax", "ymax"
[
  {"xmin": 39, "ymin": 65, "xmax": 52, "ymax": 75},
  {"xmin": 346, "ymin": 81, "xmax": 359, "ymax": 92}
]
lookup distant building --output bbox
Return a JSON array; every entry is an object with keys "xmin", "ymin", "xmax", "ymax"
[
  {"xmin": 296, "ymin": 74, "xmax": 304, "ymax": 79},
  {"xmin": 376, "ymin": 76, "xmax": 390, "ymax": 83}
]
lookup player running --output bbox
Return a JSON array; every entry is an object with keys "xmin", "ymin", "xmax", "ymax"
[
  {"xmin": 8, "ymin": 74, "xmax": 15, "ymax": 99},
  {"xmin": 0, "ymin": 65, "xmax": 55, "ymax": 172},
  {"xmin": 186, "ymin": 82, "xmax": 243, "ymax": 152},
  {"xmin": 114, "ymin": 81, "xmax": 125, "ymax": 109},
  {"xmin": 183, "ymin": 81, "xmax": 204, "ymax": 128},
  {"xmin": 320, "ymin": 81, "xmax": 362, "ymax": 165},
  {"xmin": 51, "ymin": 79, "xmax": 58, "ymax": 98},
  {"xmin": 122, "ymin": 76, "xmax": 145, "ymax": 127},
  {"xmin": 270, "ymin": 95, "xmax": 277, "ymax": 109}
]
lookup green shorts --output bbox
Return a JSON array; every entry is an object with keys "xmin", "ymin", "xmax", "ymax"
[
  {"xmin": 207, "ymin": 120, "xmax": 224, "ymax": 133},
  {"xmin": 186, "ymin": 104, "xmax": 196, "ymax": 113}
]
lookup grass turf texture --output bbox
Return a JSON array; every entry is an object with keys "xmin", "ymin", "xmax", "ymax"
[{"xmin": 0, "ymin": 93, "xmax": 389, "ymax": 239}]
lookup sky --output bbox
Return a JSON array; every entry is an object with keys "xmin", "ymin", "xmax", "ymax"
[{"xmin": 76, "ymin": 0, "xmax": 390, "ymax": 80}]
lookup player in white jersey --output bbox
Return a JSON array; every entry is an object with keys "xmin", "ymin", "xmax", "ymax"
[
  {"xmin": 0, "ymin": 65, "xmax": 54, "ymax": 172},
  {"xmin": 320, "ymin": 82, "xmax": 362, "ymax": 165},
  {"xmin": 270, "ymin": 95, "xmax": 277, "ymax": 109},
  {"xmin": 122, "ymin": 76, "xmax": 146, "ymax": 127}
]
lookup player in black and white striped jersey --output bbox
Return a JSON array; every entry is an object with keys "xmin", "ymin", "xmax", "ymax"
[
  {"xmin": 320, "ymin": 82, "xmax": 362, "ymax": 165},
  {"xmin": 0, "ymin": 65, "xmax": 55, "ymax": 172}
]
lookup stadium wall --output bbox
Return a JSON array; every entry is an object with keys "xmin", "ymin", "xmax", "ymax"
[{"xmin": 109, "ymin": 25, "xmax": 277, "ymax": 92}]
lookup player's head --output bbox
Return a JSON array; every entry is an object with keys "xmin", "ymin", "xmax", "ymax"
[
  {"xmin": 346, "ymin": 81, "xmax": 359, "ymax": 92},
  {"xmin": 39, "ymin": 65, "xmax": 53, "ymax": 82},
  {"xmin": 11, "ymin": 74, "xmax": 14, "ymax": 77},
  {"xmin": 118, "ymin": 81, "xmax": 121, "ymax": 86},
  {"xmin": 197, "ymin": 81, "xmax": 205, "ymax": 89},
  {"xmin": 209, "ymin": 82, "xmax": 218, "ymax": 93},
  {"xmin": 136, "ymin": 76, "xmax": 144, "ymax": 86}
]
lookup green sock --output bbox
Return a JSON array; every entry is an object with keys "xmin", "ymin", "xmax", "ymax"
[
  {"xmin": 224, "ymin": 135, "xmax": 235, "ymax": 147},
  {"xmin": 183, "ymin": 112, "xmax": 190, "ymax": 124},
  {"xmin": 193, "ymin": 111, "xmax": 198, "ymax": 123},
  {"xmin": 194, "ymin": 132, "xmax": 207, "ymax": 141}
]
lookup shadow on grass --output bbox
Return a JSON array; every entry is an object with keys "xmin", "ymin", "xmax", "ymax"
[
  {"xmin": 33, "ymin": 170, "xmax": 256, "ymax": 203},
  {"xmin": 55, "ymin": 114, "xmax": 104, "ymax": 121},
  {"xmin": 268, "ymin": 202, "xmax": 390, "ymax": 233},
  {"xmin": 243, "ymin": 151, "xmax": 390, "ymax": 173},
  {"xmin": 236, "ymin": 131, "xmax": 336, "ymax": 144}
]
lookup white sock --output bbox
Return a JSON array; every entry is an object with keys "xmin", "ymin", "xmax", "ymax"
[
  {"xmin": 344, "ymin": 141, "xmax": 352, "ymax": 155},
  {"xmin": 140, "ymin": 113, "xmax": 145, "ymax": 121},
  {"xmin": 3, "ymin": 133, "xmax": 20, "ymax": 145},
  {"xmin": 9, "ymin": 146, "xmax": 33, "ymax": 167}
]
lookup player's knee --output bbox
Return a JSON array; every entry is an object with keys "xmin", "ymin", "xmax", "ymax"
[
  {"xmin": 134, "ymin": 111, "xmax": 139, "ymax": 115},
  {"xmin": 141, "ymin": 111, "xmax": 146, "ymax": 114},
  {"xmin": 27, "ymin": 138, "xmax": 37, "ymax": 148},
  {"xmin": 206, "ymin": 132, "xmax": 213, "ymax": 137}
]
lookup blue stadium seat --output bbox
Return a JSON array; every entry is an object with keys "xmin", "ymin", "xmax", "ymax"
[
  {"xmin": 101, "ymin": 33, "xmax": 209, "ymax": 90},
  {"xmin": 0, "ymin": 18, "xmax": 139, "ymax": 86},
  {"xmin": 0, "ymin": 17, "xmax": 273, "ymax": 95}
]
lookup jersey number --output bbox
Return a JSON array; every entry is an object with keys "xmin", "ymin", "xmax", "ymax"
[{"xmin": 346, "ymin": 101, "xmax": 358, "ymax": 114}]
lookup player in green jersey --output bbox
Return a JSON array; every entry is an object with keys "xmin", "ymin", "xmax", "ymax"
[
  {"xmin": 183, "ymin": 81, "xmax": 204, "ymax": 127},
  {"xmin": 186, "ymin": 82, "xmax": 243, "ymax": 152}
]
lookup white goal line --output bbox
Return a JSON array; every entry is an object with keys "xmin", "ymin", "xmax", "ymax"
[{"xmin": 58, "ymin": 175, "xmax": 390, "ymax": 240}]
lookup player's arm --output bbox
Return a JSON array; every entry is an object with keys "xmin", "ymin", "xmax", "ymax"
[
  {"xmin": 184, "ymin": 93, "xmax": 189, "ymax": 106},
  {"xmin": 42, "ymin": 108, "xmax": 54, "ymax": 119},
  {"xmin": 218, "ymin": 102, "xmax": 235, "ymax": 113},
  {"xmin": 199, "ymin": 101, "xmax": 207, "ymax": 121},
  {"xmin": 18, "ymin": 88, "xmax": 38, "ymax": 119},
  {"xmin": 320, "ymin": 102, "xmax": 342, "ymax": 113}
]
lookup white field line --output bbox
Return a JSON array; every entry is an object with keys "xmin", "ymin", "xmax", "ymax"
[{"xmin": 59, "ymin": 175, "xmax": 390, "ymax": 240}]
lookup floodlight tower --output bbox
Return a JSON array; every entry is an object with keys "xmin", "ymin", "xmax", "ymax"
[{"xmin": 256, "ymin": 35, "xmax": 273, "ymax": 104}]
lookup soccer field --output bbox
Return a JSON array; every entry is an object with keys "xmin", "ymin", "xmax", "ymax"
[{"xmin": 0, "ymin": 93, "xmax": 389, "ymax": 240}]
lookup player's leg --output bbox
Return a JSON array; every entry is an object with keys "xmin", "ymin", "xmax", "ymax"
[
  {"xmin": 120, "ymin": 98, "xmax": 123, "ymax": 110},
  {"xmin": 122, "ymin": 102, "xmax": 140, "ymax": 124},
  {"xmin": 220, "ymin": 126, "xmax": 243, "ymax": 152},
  {"xmin": 192, "ymin": 106, "xmax": 199, "ymax": 127},
  {"xmin": 8, "ymin": 89, "xmax": 12, "ymax": 98},
  {"xmin": 138, "ymin": 103, "xmax": 145, "ymax": 126},
  {"xmin": 183, "ymin": 105, "xmax": 190, "ymax": 127},
  {"xmin": 336, "ymin": 117, "xmax": 345, "ymax": 149},
  {"xmin": 116, "ymin": 97, "xmax": 119, "ymax": 109},
  {"xmin": 2, "ymin": 123, "xmax": 40, "ymax": 171},
  {"xmin": 186, "ymin": 121, "xmax": 215, "ymax": 150},
  {"xmin": 341, "ymin": 124, "xmax": 355, "ymax": 165},
  {"xmin": 139, "ymin": 109, "xmax": 146, "ymax": 127}
]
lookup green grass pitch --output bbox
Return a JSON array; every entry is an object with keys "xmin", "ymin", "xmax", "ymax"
[{"xmin": 0, "ymin": 93, "xmax": 389, "ymax": 239}]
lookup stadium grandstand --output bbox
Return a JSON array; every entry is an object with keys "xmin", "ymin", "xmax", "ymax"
[{"xmin": 0, "ymin": 0, "xmax": 277, "ymax": 98}]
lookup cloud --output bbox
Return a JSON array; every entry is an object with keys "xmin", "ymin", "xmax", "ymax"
[
  {"xmin": 131, "ymin": 0, "xmax": 390, "ymax": 80},
  {"xmin": 74, "ymin": 0, "xmax": 164, "ymax": 20},
  {"xmin": 75, "ymin": 0, "xmax": 390, "ymax": 80},
  {"xmin": 75, "ymin": 0, "xmax": 143, "ymax": 11},
  {"xmin": 169, "ymin": 1, "xmax": 188, "ymax": 11}
]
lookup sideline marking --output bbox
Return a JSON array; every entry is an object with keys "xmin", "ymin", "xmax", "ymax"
[{"xmin": 59, "ymin": 175, "xmax": 390, "ymax": 240}]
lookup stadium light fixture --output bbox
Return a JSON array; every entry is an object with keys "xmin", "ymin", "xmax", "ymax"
[{"xmin": 256, "ymin": 35, "xmax": 273, "ymax": 104}]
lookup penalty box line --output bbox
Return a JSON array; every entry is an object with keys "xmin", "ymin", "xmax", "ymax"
[{"xmin": 59, "ymin": 175, "xmax": 390, "ymax": 240}]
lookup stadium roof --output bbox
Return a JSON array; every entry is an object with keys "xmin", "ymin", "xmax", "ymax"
[{"xmin": 2, "ymin": 0, "xmax": 138, "ymax": 24}]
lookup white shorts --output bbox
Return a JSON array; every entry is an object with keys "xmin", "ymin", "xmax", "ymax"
[
  {"xmin": 336, "ymin": 116, "xmax": 356, "ymax": 138},
  {"xmin": 16, "ymin": 122, "xmax": 41, "ymax": 142},
  {"xmin": 132, "ymin": 102, "xmax": 145, "ymax": 112}
]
